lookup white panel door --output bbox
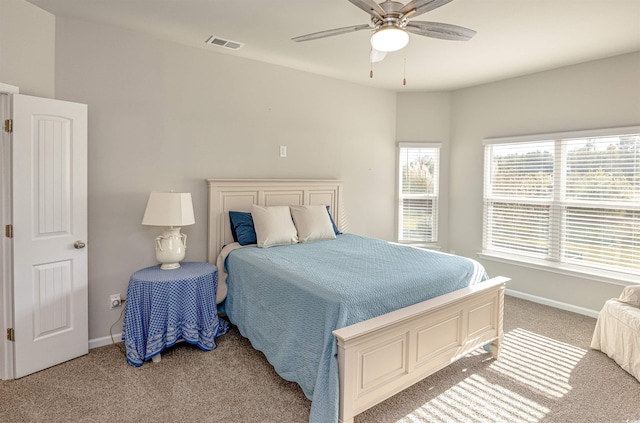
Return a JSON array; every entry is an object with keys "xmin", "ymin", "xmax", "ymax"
[{"xmin": 12, "ymin": 94, "xmax": 88, "ymax": 378}]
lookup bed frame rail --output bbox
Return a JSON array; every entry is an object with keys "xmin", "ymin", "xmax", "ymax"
[{"xmin": 333, "ymin": 276, "xmax": 508, "ymax": 423}]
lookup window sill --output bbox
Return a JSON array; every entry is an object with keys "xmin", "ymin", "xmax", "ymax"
[{"xmin": 478, "ymin": 251, "xmax": 636, "ymax": 287}]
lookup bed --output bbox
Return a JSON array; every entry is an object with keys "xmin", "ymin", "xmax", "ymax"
[{"xmin": 207, "ymin": 179, "xmax": 509, "ymax": 423}]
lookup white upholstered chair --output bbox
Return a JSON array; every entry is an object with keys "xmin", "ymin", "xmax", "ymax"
[{"xmin": 591, "ymin": 285, "xmax": 640, "ymax": 382}]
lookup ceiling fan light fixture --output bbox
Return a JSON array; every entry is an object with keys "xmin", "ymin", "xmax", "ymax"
[{"xmin": 370, "ymin": 26, "xmax": 409, "ymax": 52}]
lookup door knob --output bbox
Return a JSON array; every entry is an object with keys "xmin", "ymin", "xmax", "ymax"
[{"xmin": 74, "ymin": 240, "xmax": 86, "ymax": 249}]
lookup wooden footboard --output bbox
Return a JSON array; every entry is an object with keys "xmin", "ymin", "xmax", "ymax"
[{"xmin": 332, "ymin": 276, "xmax": 508, "ymax": 423}]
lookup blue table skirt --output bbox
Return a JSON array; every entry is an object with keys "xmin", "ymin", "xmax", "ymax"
[{"xmin": 122, "ymin": 262, "xmax": 229, "ymax": 366}]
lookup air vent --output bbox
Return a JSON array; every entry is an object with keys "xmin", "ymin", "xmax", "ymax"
[{"xmin": 206, "ymin": 35, "xmax": 245, "ymax": 50}]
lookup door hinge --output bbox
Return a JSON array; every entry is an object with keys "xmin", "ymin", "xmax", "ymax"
[
  {"xmin": 4, "ymin": 119, "xmax": 12, "ymax": 133},
  {"xmin": 6, "ymin": 328, "xmax": 14, "ymax": 341},
  {"xmin": 5, "ymin": 224, "xmax": 12, "ymax": 238}
]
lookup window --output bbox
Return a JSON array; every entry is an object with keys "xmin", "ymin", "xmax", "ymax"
[
  {"xmin": 483, "ymin": 127, "xmax": 640, "ymax": 277},
  {"xmin": 397, "ymin": 143, "xmax": 440, "ymax": 244}
]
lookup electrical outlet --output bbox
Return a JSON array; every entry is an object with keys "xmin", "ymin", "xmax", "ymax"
[{"xmin": 110, "ymin": 294, "xmax": 122, "ymax": 309}]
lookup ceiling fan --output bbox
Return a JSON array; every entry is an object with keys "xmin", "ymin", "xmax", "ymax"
[{"xmin": 292, "ymin": 0, "xmax": 476, "ymax": 61}]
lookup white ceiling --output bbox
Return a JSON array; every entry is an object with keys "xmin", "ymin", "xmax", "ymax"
[{"xmin": 26, "ymin": 0, "xmax": 640, "ymax": 91}]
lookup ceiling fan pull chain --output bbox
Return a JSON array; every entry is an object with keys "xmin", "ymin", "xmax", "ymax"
[
  {"xmin": 403, "ymin": 56, "xmax": 407, "ymax": 86},
  {"xmin": 370, "ymin": 48, "xmax": 374, "ymax": 79}
]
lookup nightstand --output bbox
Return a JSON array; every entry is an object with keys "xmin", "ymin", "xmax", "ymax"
[{"xmin": 122, "ymin": 262, "xmax": 229, "ymax": 366}]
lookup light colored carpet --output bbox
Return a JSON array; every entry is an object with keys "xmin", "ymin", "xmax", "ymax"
[{"xmin": 1, "ymin": 296, "xmax": 639, "ymax": 422}]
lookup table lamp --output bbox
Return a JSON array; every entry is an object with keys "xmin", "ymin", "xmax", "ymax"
[{"xmin": 142, "ymin": 191, "xmax": 195, "ymax": 270}]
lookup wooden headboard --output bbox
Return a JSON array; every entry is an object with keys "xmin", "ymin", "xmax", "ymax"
[{"xmin": 206, "ymin": 179, "xmax": 344, "ymax": 262}]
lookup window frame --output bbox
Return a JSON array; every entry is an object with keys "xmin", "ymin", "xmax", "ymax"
[
  {"xmin": 396, "ymin": 142, "xmax": 441, "ymax": 246},
  {"xmin": 481, "ymin": 126, "xmax": 640, "ymax": 284}
]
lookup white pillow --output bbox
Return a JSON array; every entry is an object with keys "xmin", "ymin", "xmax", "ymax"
[
  {"xmin": 251, "ymin": 205, "xmax": 298, "ymax": 248},
  {"xmin": 290, "ymin": 205, "xmax": 336, "ymax": 243},
  {"xmin": 619, "ymin": 285, "xmax": 640, "ymax": 307}
]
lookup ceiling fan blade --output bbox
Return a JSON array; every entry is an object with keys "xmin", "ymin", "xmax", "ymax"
[
  {"xmin": 292, "ymin": 24, "xmax": 373, "ymax": 42},
  {"xmin": 347, "ymin": 0, "xmax": 386, "ymax": 19},
  {"xmin": 405, "ymin": 21, "xmax": 476, "ymax": 41},
  {"xmin": 399, "ymin": 0, "xmax": 454, "ymax": 19}
]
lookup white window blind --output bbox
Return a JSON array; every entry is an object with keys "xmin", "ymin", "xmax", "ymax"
[
  {"xmin": 398, "ymin": 143, "xmax": 440, "ymax": 243},
  {"xmin": 483, "ymin": 129, "xmax": 640, "ymax": 276}
]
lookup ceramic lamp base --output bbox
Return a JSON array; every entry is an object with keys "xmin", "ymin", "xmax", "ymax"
[{"xmin": 154, "ymin": 227, "xmax": 187, "ymax": 270}]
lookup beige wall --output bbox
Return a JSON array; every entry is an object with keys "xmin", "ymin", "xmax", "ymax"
[
  {"xmin": 52, "ymin": 17, "xmax": 397, "ymax": 340},
  {"xmin": 0, "ymin": 0, "xmax": 55, "ymax": 97},
  {"xmin": 447, "ymin": 52, "xmax": 640, "ymax": 313}
]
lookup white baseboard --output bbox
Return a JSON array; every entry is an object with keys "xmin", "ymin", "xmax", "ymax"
[
  {"xmin": 89, "ymin": 333, "xmax": 122, "ymax": 350},
  {"xmin": 505, "ymin": 289, "xmax": 600, "ymax": 319},
  {"xmin": 90, "ymin": 292, "xmax": 598, "ymax": 349}
]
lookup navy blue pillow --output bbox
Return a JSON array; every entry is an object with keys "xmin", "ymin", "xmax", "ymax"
[
  {"xmin": 229, "ymin": 211, "xmax": 257, "ymax": 245},
  {"xmin": 326, "ymin": 206, "xmax": 342, "ymax": 235}
]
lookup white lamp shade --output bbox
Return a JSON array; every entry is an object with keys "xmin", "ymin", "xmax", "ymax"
[
  {"xmin": 142, "ymin": 192, "xmax": 195, "ymax": 227},
  {"xmin": 370, "ymin": 27, "xmax": 409, "ymax": 52}
]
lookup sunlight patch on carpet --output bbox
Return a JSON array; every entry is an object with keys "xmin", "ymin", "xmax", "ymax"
[
  {"xmin": 398, "ymin": 328, "xmax": 587, "ymax": 422},
  {"xmin": 489, "ymin": 328, "xmax": 587, "ymax": 398},
  {"xmin": 401, "ymin": 374, "xmax": 550, "ymax": 423}
]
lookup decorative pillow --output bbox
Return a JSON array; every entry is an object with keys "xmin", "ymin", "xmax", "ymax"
[
  {"xmin": 619, "ymin": 285, "xmax": 640, "ymax": 307},
  {"xmin": 229, "ymin": 211, "xmax": 257, "ymax": 246},
  {"xmin": 251, "ymin": 205, "xmax": 299, "ymax": 248},
  {"xmin": 291, "ymin": 205, "xmax": 337, "ymax": 243},
  {"xmin": 325, "ymin": 205, "xmax": 342, "ymax": 235}
]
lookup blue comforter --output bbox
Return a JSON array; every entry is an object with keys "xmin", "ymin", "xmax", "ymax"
[{"xmin": 224, "ymin": 234, "xmax": 488, "ymax": 423}]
